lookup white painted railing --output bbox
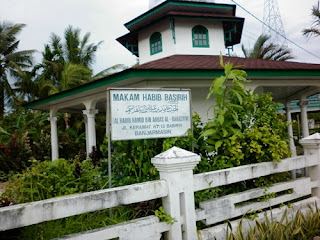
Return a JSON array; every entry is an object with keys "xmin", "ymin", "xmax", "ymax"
[{"xmin": 1, "ymin": 133, "xmax": 320, "ymax": 240}]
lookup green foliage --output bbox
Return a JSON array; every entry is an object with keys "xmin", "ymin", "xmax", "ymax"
[
  {"xmin": 0, "ymin": 157, "xmax": 156, "ymax": 240},
  {"xmin": 99, "ymin": 112, "xmax": 207, "ymax": 186},
  {"xmin": 17, "ymin": 206, "xmax": 138, "ymax": 240},
  {"xmin": 0, "ymin": 56, "xmax": 293, "ymax": 239},
  {"xmin": 105, "ymin": 138, "xmax": 163, "ymax": 186},
  {"xmin": 0, "ymin": 109, "xmax": 88, "ymax": 176},
  {"xmin": 2, "ymin": 158, "xmax": 106, "ymax": 204},
  {"xmin": 202, "ymin": 56, "xmax": 290, "ymax": 171},
  {"xmin": 228, "ymin": 205, "xmax": 320, "ymax": 239},
  {"xmin": 154, "ymin": 206, "xmax": 177, "ymax": 225},
  {"xmin": 0, "ymin": 21, "xmax": 35, "ymax": 119},
  {"xmin": 162, "ymin": 112, "xmax": 206, "ymax": 153}
]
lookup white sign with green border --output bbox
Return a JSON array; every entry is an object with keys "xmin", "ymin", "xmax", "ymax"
[{"xmin": 109, "ymin": 88, "xmax": 191, "ymax": 141}]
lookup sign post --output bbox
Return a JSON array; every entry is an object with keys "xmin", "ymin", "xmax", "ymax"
[{"xmin": 106, "ymin": 88, "xmax": 192, "ymax": 188}]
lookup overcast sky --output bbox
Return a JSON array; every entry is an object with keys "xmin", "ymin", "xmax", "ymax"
[{"xmin": 1, "ymin": 0, "xmax": 320, "ymax": 75}]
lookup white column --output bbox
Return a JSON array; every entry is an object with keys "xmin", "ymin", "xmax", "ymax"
[
  {"xmin": 285, "ymin": 101, "xmax": 297, "ymax": 157},
  {"xmin": 48, "ymin": 116, "xmax": 59, "ymax": 160},
  {"xmin": 83, "ymin": 115, "xmax": 89, "ymax": 157},
  {"xmin": 300, "ymin": 133, "xmax": 320, "ymax": 198},
  {"xmin": 152, "ymin": 147, "xmax": 200, "ymax": 240},
  {"xmin": 299, "ymin": 99, "xmax": 309, "ymax": 138},
  {"xmin": 82, "ymin": 109, "xmax": 98, "ymax": 154}
]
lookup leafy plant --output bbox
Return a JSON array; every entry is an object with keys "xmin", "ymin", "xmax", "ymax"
[
  {"xmin": 228, "ymin": 205, "xmax": 320, "ymax": 239},
  {"xmin": 154, "ymin": 206, "xmax": 177, "ymax": 225},
  {"xmin": 201, "ymin": 56, "xmax": 289, "ymax": 171},
  {"xmin": 101, "ymin": 138, "xmax": 163, "ymax": 186},
  {"xmin": 2, "ymin": 158, "xmax": 105, "ymax": 204}
]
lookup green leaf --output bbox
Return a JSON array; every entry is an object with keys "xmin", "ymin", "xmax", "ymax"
[
  {"xmin": 201, "ymin": 129, "xmax": 216, "ymax": 137},
  {"xmin": 215, "ymin": 140, "xmax": 223, "ymax": 150},
  {"xmin": 228, "ymin": 104, "xmax": 244, "ymax": 110},
  {"xmin": 212, "ymin": 76, "xmax": 226, "ymax": 94},
  {"xmin": 206, "ymin": 121, "xmax": 217, "ymax": 128},
  {"xmin": 222, "ymin": 128, "xmax": 228, "ymax": 137},
  {"xmin": 219, "ymin": 54, "xmax": 225, "ymax": 68},
  {"xmin": 218, "ymin": 114, "xmax": 224, "ymax": 125},
  {"xmin": 224, "ymin": 62, "xmax": 234, "ymax": 76},
  {"xmin": 205, "ymin": 139, "xmax": 216, "ymax": 145},
  {"xmin": 231, "ymin": 89, "xmax": 243, "ymax": 105},
  {"xmin": 235, "ymin": 119, "xmax": 242, "ymax": 128}
]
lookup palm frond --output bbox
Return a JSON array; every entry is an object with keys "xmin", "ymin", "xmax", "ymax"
[
  {"xmin": 93, "ymin": 64, "xmax": 128, "ymax": 79},
  {"xmin": 242, "ymin": 34, "xmax": 294, "ymax": 61},
  {"xmin": 303, "ymin": 2, "xmax": 320, "ymax": 38}
]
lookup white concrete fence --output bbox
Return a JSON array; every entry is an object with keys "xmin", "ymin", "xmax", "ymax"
[{"xmin": 1, "ymin": 133, "xmax": 320, "ymax": 239}]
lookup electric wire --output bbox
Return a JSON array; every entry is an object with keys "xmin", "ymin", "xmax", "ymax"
[
  {"xmin": 244, "ymin": 29, "xmax": 259, "ymax": 38},
  {"xmin": 231, "ymin": 0, "xmax": 320, "ymax": 60},
  {"xmin": 243, "ymin": 33, "xmax": 258, "ymax": 42}
]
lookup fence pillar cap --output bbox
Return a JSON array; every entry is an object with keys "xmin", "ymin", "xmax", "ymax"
[
  {"xmin": 151, "ymin": 146, "xmax": 200, "ymax": 172},
  {"xmin": 300, "ymin": 133, "xmax": 320, "ymax": 147}
]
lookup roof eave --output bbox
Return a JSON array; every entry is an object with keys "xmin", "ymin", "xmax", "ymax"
[
  {"xmin": 24, "ymin": 67, "xmax": 320, "ymax": 110},
  {"xmin": 125, "ymin": 0, "xmax": 236, "ymax": 31}
]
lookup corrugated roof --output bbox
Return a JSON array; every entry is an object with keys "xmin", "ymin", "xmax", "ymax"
[{"xmin": 134, "ymin": 55, "xmax": 320, "ymax": 70}]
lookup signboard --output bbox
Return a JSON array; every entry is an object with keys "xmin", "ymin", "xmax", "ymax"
[{"xmin": 110, "ymin": 89, "xmax": 191, "ymax": 141}]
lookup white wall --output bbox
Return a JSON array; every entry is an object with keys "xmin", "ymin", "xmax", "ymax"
[
  {"xmin": 139, "ymin": 19, "xmax": 175, "ymax": 64},
  {"xmin": 190, "ymin": 87, "xmax": 214, "ymax": 122},
  {"xmin": 174, "ymin": 19, "xmax": 225, "ymax": 56},
  {"xmin": 138, "ymin": 18, "xmax": 226, "ymax": 64}
]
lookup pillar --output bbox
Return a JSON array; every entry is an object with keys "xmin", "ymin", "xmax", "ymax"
[
  {"xmin": 152, "ymin": 147, "xmax": 200, "ymax": 240},
  {"xmin": 83, "ymin": 115, "xmax": 89, "ymax": 157},
  {"xmin": 300, "ymin": 133, "xmax": 320, "ymax": 197},
  {"xmin": 299, "ymin": 99, "xmax": 309, "ymax": 138},
  {"xmin": 82, "ymin": 109, "xmax": 98, "ymax": 154},
  {"xmin": 48, "ymin": 116, "xmax": 59, "ymax": 160},
  {"xmin": 285, "ymin": 101, "xmax": 297, "ymax": 157}
]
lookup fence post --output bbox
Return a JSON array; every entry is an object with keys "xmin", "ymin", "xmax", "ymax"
[
  {"xmin": 300, "ymin": 133, "xmax": 320, "ymax": 197},
  {"xmin": 152, "ymin": 147, "xmax": 200, "ymax": 240}
]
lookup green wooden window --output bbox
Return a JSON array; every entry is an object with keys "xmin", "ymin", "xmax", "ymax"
[
  {"xmin": 192, "ymin": 25, "xmax": 209, "ymax": 48},
  {"xmin": 150, "ymin": 32, "xmax": 162, "ymax": 55}
]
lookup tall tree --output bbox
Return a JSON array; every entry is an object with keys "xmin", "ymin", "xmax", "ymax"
[
  {"xmin": 302, "ymin": 1, "xmax": 320, "ymax": 38},
  {"xmin": 0, "ymin": 21, "xmax": 35, "ymax": 119},
  {"xmin": 47, "ymin": 62, "xmax": 92, "ymax": 94},
  {"xmin": 14, "ymin": 67, "xmax": 40, "ymax": 102},
  {"xmin": 242, "ymin": 34, "xmax": 294, "ymax": 61},
  {"xmin": 37, "ymin": 25, "xmax": 102, "ymax": 97}
]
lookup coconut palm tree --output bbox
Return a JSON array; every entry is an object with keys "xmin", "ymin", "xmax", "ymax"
[
  {"xmin": 14, "ymin": 67, "xmax": 40, "ymax": 102},
  {"xmin": 241, "ymin": 34, "xmax": 294, "ymax": 61},
  {"xmin": 0, "ymin": 21, "xmax": 35, "ymax": 119},
  {"xmin": 36, "ymin": 25, "xmax": 102, "ymax": 98},
  {"xmin": 303, "ymin": 1, "xmax": 320, "ymax": 38},
  {"xmin": 47, "ymin": 62, "xmax": 92, "ymax": 94}
]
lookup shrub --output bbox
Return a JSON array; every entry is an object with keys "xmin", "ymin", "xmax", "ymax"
[
  {"xmin": 2, "ymin": 158, "xmax": 106, "ymax": 204},
  {"xmin": 201, "ymin": 56, "xmax": 290, "ymax": 171}
]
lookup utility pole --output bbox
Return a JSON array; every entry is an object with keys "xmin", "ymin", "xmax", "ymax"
[{"xmin": 263, "ymin": 0, "xmax": 288, "ymax": 47}]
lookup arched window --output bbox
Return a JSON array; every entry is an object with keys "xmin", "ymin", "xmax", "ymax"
[
  {"xmin": 192, "ymin": 25, "xmax": 209, "ymax": 47},
  {"xmin": 150, "ymin": 32, "xmax": 162, "ymax": 55}
]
